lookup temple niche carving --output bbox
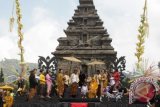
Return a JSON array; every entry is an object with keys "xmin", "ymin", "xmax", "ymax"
[{"xmin": 53, "ymin": 0, "xmax": 117, "ymax": 74}]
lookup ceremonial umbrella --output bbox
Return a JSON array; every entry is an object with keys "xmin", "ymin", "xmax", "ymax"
[
  {"xmin": 87, "ymin": 60, "xmax": 105, "ymax": 65},
  {"xmin": 87, "ymin": 60, "xmax": 105, "ymax": 75},
  {"xmin": 63, "ymin": 56, "xmax": 81, "ymax": 63},
  {"xmin": 63, "ymin": 56, "xmax": 82, "ymax": 75},
  {"xmin": 0, "ymin": 85, "xmax": 14, "ymax": 90}
]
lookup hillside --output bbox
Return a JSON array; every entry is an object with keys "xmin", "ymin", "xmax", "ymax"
[{"xmin": 0, "ymin": 58, "xmax": 37, "ymax": 81}]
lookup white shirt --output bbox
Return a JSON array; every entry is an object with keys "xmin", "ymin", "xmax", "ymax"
[
  {"xmin": 110, "ymin": 76, "xmax": 115, "ymax": 86},
  {"xmin": 81, "ymin": 85, "xmax": 88, "ymax": 94},
  {"xmin": 70, "ymin": 73, "xmax": 79, "ymax": 83}
]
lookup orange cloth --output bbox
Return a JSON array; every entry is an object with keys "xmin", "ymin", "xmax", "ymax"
[
  {"xmin": 4, "ymin": 96, "xmax": 13, "ymax": 107},
  {"xmin": 56, "ymin": 72, "xmax": 64, "ymax": 96},
  {"xmin": 28, "ymin": 87, "xmax": 37, "ymax": 101},
  {"xmin": 88, "ymin": 79, "xmax": 98, "ymax": 98}
]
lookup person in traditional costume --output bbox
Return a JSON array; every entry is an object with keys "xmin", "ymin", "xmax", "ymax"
[
  {"xmin": 63, "ymin": 71, "xmax": 70, "ymax": 88},
  {"xmin": 70, "ymin": 69, "xmax": 79, "ymax": 97},
  {"xmin": 17, "ymin": 75, "xmax": 25, "ymax": 96},
  {"xmin": 88, "ymin": 77, "xmax": 98, "ymax": 98},
  {"xmin": 86, "ymin": 75, "xmax": 92, "ymax": 87},
  {"xmin": 113, "ymin": 69, "xmax": 120, "ymax": 88},
  {"xmin": 62, "ymin": 71, "xmax": 70, "ymax": 97},
  {"xmin": 46, "ymin": 71, "xmax": 53, "ymax": 98},
  {"xmin": 4, "ymin": 91, "xmax": 13, "ymax": 107},
  {"xmin": 79, "ymin": 72, "xmax": 86, "ymax": 87},
  {"xmin": 109, "ymin": 73, "xmax": 115, "ymax": 86},
  {"xmin": 56, "ymin": 69, "xmax": 64, "ymax": 98},
  {"xmin": 28, "ymin": 69, "xmax": 38, "ymax": 101},
  {"xmin": 39, "ymin": 70, "xmax": 46, "ymax": 98},
  {"xmin": 104, "ymin": 70, "xmax": 109, "ymax": 87},
  {"xmin": 100, "ymin": 70, "xmax": 108, "ymax": 96},
  {"xmin": 94, "ymin": 70, "xmax": 101, "ymax": 98}
]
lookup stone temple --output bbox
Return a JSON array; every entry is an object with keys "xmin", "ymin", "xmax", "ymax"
[{"xmin": 53, "ymin": 0, "xmax": 117, "ymax": 74}]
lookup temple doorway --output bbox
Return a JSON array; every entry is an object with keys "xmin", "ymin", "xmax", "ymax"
[{"xmin": 81, "ymin": 64, "xmax": 88, "ymax": 74}]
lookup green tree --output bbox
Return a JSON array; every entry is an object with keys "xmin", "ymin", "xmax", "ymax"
[{"xmin": 0, "ymin": 68, "xmax": 4, "ymax": 83}]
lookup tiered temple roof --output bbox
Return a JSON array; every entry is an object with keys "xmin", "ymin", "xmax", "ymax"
[{"xmin": 53, "ymin": 0, "xmax": 117, "ymax": 71}]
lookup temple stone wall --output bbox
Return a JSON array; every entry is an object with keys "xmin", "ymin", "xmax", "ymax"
[{"xmin": 53, "ymin": 0, "xmax": 117, "ymax": 74}]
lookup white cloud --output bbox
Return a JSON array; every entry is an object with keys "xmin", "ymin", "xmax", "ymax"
[
  {"xmin": 0, "ymin": 19, "xmax": 19, "ymax": 60},
  {"xmin": 0, "ymin": 36, "xmax": 19, "ymax": 60},
  {"xmin": 24, "ymin": 7, "xmax": 63, "ymax": 63},
  {"xmin": 0, "ymin": 7, "xmax": 63, "ymax": 63},
  {"xmin": 93, "ymin": 0, "xmax": 160, "ymax": 70}
]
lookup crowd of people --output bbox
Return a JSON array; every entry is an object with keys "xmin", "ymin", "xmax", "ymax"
[
  {"xmin": 0, "ymin": 67, "xmax": 131, "ymax": 107},
  {"xmin": 0, "ymin": 66, "xmax": 157, "ymax": 107},
  {"xmin": 19, "ymin": 67, "xmax": 123, "ymax": 101}
]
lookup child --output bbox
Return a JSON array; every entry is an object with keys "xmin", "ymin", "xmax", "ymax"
[{"xmin": 81, "ymin": 83, "xmax": 88, "ymax": 98}]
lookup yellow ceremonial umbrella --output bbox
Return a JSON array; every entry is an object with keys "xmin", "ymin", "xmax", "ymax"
[
  {"xmin": 0, "ymin": 85, "xmax": 14, "ymax": 90},
  {"xmin": 87, "ymin": 60, "xmax": 105, "ymax": 75},
  {"xmin": 63, "ymin": 56, "xmax": 81, "ymax": 75},
  {"xmin": 87, "ymin": 60, "xmax": 105, "ymax": 65},
  {"xmin": 63, "ymin": 56, "xmax": 81, "ymax": 63}
]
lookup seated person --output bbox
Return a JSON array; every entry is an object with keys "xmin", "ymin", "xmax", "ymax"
[{"xmin": 81, "ymin": 83, "xmax": 88, "ymax": 98}]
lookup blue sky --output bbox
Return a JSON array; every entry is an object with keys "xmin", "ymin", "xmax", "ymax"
[{"xmin": 0, "ymin": 0, "xmax": 160, "ymax": 71}]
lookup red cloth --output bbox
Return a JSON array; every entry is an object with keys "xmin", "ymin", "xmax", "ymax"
[
  {"xmin": 71, "ymin": 103, "xmax": 88, "ymax": 107},
  {"xmin": 113, "ymin": 71, "xmax": 120, "ymax": 82}
]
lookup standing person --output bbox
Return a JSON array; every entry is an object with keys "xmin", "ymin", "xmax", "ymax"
[
  {"xmin": 94, "ymin": 70, "xmax": 101, "ymax": 98},
  {"xmin": 63, "ymin": 71, "xmax": 70, "ymax": 98},
  {"xmin": 81, "ymin": 83, "xmax": 88, "ymax": 98},
  {"xmin": 104, "ymin": 70, "xmax": 109, "ymax": 88},
  {"xmin": 109, "ymin": 73, "xmax": 115, "ymax": 86},
  {"xmin": 108, "ymin": 72, "xmax": 116, "ymax": 95},
  {"xmin": 70, "ymin": 69, "xmax": 79, "ymax": 97},
  {"xmin": 17, "ymin": 75, "xmax": 25, "ymax": 96},
  {"xmin": 79, "ymin": 72, "xmax": 86, "ymax": 87},
  {"xmin": 113, "ymin": 69, "xmax": 120, "ymax": 88},
  {"xmin": 39, "ymin": 70, "xmax": 46, "ymax": 98},
  {"xmin": 56, "ymin": 69, "xmax": 64, "ymax": 98},
  {"xmin": 46, "ymin": 71, "xmax": 53, "ymax": 98},
  {"xmin": 88, "ymin": 76, "xmax": 98, "ymax": 98},
  {"xmin": 86, "ymin": 75, "xmax": 92, "ymax": 88},
  {"xmin": 100, "ymin": 69, "xmax": 108, "ymax": 97},
  {"xmin": 63, "ymin": 71, "xmax": 70, "ymax": 88},
  {"xmin": 28, "ymin": 69, "xmax": 38, "ymax": 101}
]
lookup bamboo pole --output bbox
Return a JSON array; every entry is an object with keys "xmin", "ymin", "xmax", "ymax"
[{"xmin": 15, "ymin": 0, "xmax": 26, "ymax": 77}]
